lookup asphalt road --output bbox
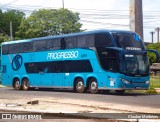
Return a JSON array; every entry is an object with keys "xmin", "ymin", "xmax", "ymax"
[{"xmin": 0, "ymin": 87, "xmax": 160, "ymax": 108}]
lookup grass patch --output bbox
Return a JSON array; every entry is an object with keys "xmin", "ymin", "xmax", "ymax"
[
  {"xmin": 150, "ymin": 77, "xmax": 160, "ymax": 88},
  {"xmin": 129, "ymin": 89, "xmax": 157, "ymax": 94},
  {"xmin": 139, "ymin": 77, "xmax": 160, "ymax": 94},
  {"xmin": 149, "ymin": 77, "xmax": 160, "ymax": 94}
]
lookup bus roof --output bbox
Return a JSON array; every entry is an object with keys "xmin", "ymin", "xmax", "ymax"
[{"xmin": 1, "ymin": 29, "xmax": 134, "ymax": 45}]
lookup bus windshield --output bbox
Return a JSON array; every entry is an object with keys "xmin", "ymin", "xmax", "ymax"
[
  {"xmin": 120, "ymin": 54, "xmax": 149, "ymax": 76},
  {"xmin": 112, "ymin": 33, "xmax": 145, "ymax": 51}
]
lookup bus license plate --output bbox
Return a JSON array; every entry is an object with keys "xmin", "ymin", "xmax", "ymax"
[{"xmin": 135, "ymin": 87, "xmax": 141, "ymax": 89}]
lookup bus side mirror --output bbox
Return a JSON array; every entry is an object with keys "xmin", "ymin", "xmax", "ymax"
[{"xmin": 147, "ymin": 49, "xmax": 160, "ymax": 63}]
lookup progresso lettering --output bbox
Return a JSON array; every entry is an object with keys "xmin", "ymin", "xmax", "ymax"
[
  {"xmin": 47, "ymin": 51, "xmax": 79, "ymax": 59},
  {"xmin": 126, "ymin": 47, "xmax": 142, "ymax": 51}
]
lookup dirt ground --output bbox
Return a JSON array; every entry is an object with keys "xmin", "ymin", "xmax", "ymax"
[{"xmin": 0, "ymin": 86, "xmax": 160, "ymax": 121}]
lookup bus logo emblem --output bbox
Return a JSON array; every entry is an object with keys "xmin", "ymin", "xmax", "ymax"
[{"xmin": 12, "ymin": 55, "xmax": 23, "ymax": 71}]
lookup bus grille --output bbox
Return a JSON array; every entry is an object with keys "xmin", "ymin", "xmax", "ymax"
[{"xmin": 131, "ymin": 82, "xmax": 144, "ymax": 84}]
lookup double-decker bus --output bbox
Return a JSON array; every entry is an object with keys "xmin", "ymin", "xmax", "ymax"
[{"xmin": 1, "ymin": 30, "xmax": 158, "ymax": 94}]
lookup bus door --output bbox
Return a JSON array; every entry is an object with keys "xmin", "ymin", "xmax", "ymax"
[
  {"xmin": 105, "ymin": 50, "xmax": 119, "ymax": 88},
  {"xmin": 52, "ymin": 62, "xmax": 63, "ymax": 88},
  {"xmin": 97, "ymin": 48, "xmax": 119, "ymax": 88},
  {"xmin": 37, "ymin": 62, "xmax": 52, "ymax": 87},
  {"xmin": 62, "ymin": 61, "xmax": 75, "ymax": 89},
  {"xmin": 63, "ymin": 73, "xmax": 73, "ymax": 88}
]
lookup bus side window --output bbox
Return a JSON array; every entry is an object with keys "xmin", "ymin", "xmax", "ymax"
[
  {"xmin": 95, "ymin": 33, "xmax": 113, "ymax": 47},
  {"xmin": 106, "ymin": 50, "xmax": 118, "ymax": 72},
  {"xmin": 65, "ymin": 37, "xmax": 76, "ymax": 49},
  {"xmin": 33, "ymin": 40, "xmax": 46, "ymax": 51},
  {"xmin": 62, "ymin": 60, "xmax": 93, "ymax": 73},
  {"xmin": 25, "ymin": 63, "xmax": 37, "ymax": 73},
  {"xmin": 9, "ymin": 44, "xmax": 21, "ymax": 54},
  {"xmin": 22, "ymin": 42, "xmax": 33, "ymax": 52},
  {"xmin": 46, "ymin": 39, "xmax": 61, "ymax": 50},
  {"xmin": 77, "ymin": 35, "xmax": 94, "ymax": 48},
  {"xmin": 98, "ymin": 49, "xmax": 118, "ymax": 72},
  {"xmin": 55, "ymin": 62, "xmax": 62, "ymax": 73},
  {"xmin": 2, "ymin": 45, "xmax": 8, "ymax": 54},
  {"xmin": 37, "ymin": 62, "xmax": 49, "ymax": 73}
]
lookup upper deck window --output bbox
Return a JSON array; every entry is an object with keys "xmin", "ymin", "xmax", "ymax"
[
  {"xmin": 33, "ymin": 40, "xmax": 46, "ymax": 51},
  {"xmin": 65, "ymin": 37, "xmax": 77, "ymax": 48},
  {"xmin": 46, "ymin": 39, "xmax": 61, "ymax": 50},
  {"xmin": 2, "ymin": 31, "xmax": 114, "ymax": 54},
  {"xmin": 77, "ymin": 35, "xmax": 94, "ymax": 47},
  {"xmin": 95, "ymin": 33, "xmax": 113, "ymax": 47},
  {"xmin": 2, "ymin": 45, "xmax": 9, "ymax": 54},
  {"xmin": 22, "ymin": 42, "xmax": 33, "ymax": 52}
]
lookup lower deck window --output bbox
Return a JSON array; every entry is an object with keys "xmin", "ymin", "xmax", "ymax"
[{"xmin": 25, "ymin": 60, "xmax": 93, "ymax": 73}]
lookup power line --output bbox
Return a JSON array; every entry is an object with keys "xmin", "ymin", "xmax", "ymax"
[
  {"xmin": 1, "ymin": 3, "xmax": 160, "ymax": 33},
  {"xmin": 0, "ymin": 0, "xmax": 19, "ymax": 8}
]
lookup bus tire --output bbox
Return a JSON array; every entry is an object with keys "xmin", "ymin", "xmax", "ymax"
[
  {"xmin": 22, "ymin": 78, "xmax": 30, "ymax": 91},
  {"xmin": 13, "ymin": 78, "xmax": 21, "ymax": 90},
  {"xmin": 115, "ymin": 90, "xmax": 125, "ymax": 94},
  {"xmin": 75, "ymin": 78, "xmax": 86, "ymax": 93},
  {"xmin": 89, "ymin": 78, "xmax": 98, "ymax": 94},
  {"xmin": 104, "ymin": 90, "xmax": 110, "ymax": 94}
]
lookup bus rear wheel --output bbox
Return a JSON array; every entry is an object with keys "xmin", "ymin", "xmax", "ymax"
[
  {"xmin": 89, "ymin": 78, "xmax": 98, "ymax": 94},
  {"xmin": 13, "ymin": 78, "xmax": 21, "ymax": 90},
  {"xmin": 75, "ymin": 78, "xmax": 86, "ymax": 93},
  {"xmin": 22, "ymin": 78, "xmax": 30, "ymax": 91}
]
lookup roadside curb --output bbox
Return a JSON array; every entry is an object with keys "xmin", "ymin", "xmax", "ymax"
[
  {"xmin": 0, "ymin": 107, "xmax": 159, "ymax": 122},
  {"xmin": 0, "ymin": 107, "xmax": 136, "ymax": 121}
]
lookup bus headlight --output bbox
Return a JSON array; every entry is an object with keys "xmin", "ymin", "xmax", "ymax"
[
  {"xmin": 145, "ymin": 80, "xmax": 150, "ymax": 84},
  {"xmin": 121, "ymin": 78, "xmax": 130, "ymax": 84}
]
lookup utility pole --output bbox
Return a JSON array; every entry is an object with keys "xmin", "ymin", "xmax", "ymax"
[
  {"xmin": 130, "ymin": 0, "xmax": 143, "ymax": 40},
  {"xmin": 150, "ymin": 31, "xmax": 155, "ymax": 43},
  {"xmin": 155, "ymin": 27, "xmax": 160, "ymax": 43},
  {"xmin": 62, "ymin": 0, "xmax": 64, "ymax": 9},
  {"xmin": 10, "ymin": 21, "xmax": 13, "ymax": 40}
]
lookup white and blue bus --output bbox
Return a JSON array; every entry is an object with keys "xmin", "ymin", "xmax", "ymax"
[{"xmin": 1, "ymin": 30, "xmax": 158, "ymax": 94}]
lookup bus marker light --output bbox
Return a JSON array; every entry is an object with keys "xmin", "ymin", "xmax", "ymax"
[{"xmin": 121, "ymin": 78, "xmax": 130, "ymax": 84}]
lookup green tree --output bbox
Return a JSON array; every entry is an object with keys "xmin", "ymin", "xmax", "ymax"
[
  {"xmin": 16, "ymin": 8, "xmax": 82, "ymax": 39},
  {"xmin": 0, "ymin": 9, "xmax": 25, "ymax": 39},
  {"xmin": 0, "ymin": 33, "xmax": 10, "ymax": 43},
  {"xmin": 146, "ymin": 43, "xmax": 160, "ymax": 64}
]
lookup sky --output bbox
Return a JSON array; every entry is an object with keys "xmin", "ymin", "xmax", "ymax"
[{"xmin": 0, "ymin": 0, "xmax": 160, "ymax": 43}]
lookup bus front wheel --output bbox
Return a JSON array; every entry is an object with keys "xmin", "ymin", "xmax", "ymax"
[
  {"xmin": 75, "ymin": 78, "xmax": 86, "ymax": 93},
  {"xmin": 89, "ymin": 78, "xmax": 98, "ymax": 94},
  {"xmin": 22, "ymin": 78, "xmax": 30, "ymax": 91},
  {"xmin": 13, "ymin": 78, "xmax": 21, "ymax": 90}
]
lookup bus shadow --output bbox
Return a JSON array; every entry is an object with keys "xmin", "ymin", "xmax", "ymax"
[
  {"xmin": 30, "ymin": 88, "xmax": 74, "ymax": 93},
  {"xmin": 99, "ymin": 91, "xmax": 151, "ymax": 96},
  {"xmin": 7, "ymin": 87, "xmax": 155, "ymax": 96},
  {"xmin": 29, "ymin": 88, "xmax": 152, "ymax": 96}
]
